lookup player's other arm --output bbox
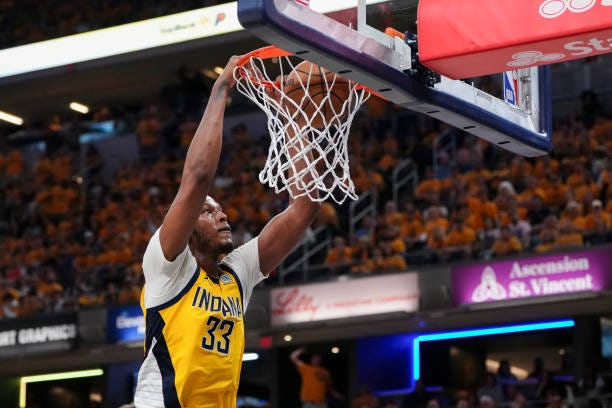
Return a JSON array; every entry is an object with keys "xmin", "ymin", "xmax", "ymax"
[
  {"xmin": 258, "ymin": 129, "xmax": 321, "ymax": 275},
  {"xmin": 158, "ymin": 56, "xmax": 239, "ymax": 261}
]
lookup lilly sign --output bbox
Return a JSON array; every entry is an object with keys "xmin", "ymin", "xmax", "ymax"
[
  {"xmin": 452, "ymin": 248, "xmax": 612, "ymax": 306},
  {"xmin": 107, "ymin": 305, "xmax": 145, "ymax": 344}
]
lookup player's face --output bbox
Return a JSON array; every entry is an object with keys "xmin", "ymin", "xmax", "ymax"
[{"xmin": 193, "ymin": 196, "xmax": 233, "ymax": 254}]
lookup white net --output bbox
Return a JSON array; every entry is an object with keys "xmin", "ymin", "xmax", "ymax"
[{"xmin": 234, "ymin": 49, "xmax": 370, "ymax": 204}]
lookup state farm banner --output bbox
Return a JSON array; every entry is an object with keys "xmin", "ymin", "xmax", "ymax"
[
  {"xmin": 418, "ymin": 0, "xmax": 612, "ymax": 78},
  {"xmin": 452, "ymin": 247, "xmax": 612, "ymax": 306},
  {"xmin": 270, "ymin": 273, "xmax": 419, "ymax": 326}
]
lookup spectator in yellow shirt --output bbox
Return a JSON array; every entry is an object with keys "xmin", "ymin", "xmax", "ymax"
[
  {"xmin": 37, "ymin": 271, "xmax": 63, "ymax": 297},
  {"xmin": 541, "ymin": 174, "xmax": 569, "ymax": 210},
  {"xmin": 384, "ymin": 200, "xmax": 405, "ymax": 226},
  {"xmin": 416, "ymin": 168, "xmax": 442, "ymax": 202},
  {"xmin": 444, "ymin": 220, "xmax": 476, "ymax": 258},
  {"xmin": 378, "ymin": 241, "xmax": 408, "ymax": 272},
  {"xmin": 560, "ymin": 201, "xmax": 586, "ymax": 233},
  {"xmin": 492, "ymin": 226, "xmax": 523, "ymax": 257},
  {"xmin": 535, "ymin": 229, "xmax": 557, "ymax": 254},
  {"xmin": 424, "ymin": 207, "xmax": 449, "ymax": 235},
  {"xmin": 584, "ymin": 199, "xmax": 610, "ymax": 244},
  {"xmin": 554, "ymin": 221, "xmax": 584, "ymax": 249},
  {"xmin": 324, "ymin": 237, "xmax": 353, "ymax": 275},
  {"xmin": 427, "ymin": 225, "xmax": 447, "ymax": 259},
  {"xmin": 290, "ymin": 348, "xmax": 343, "ymax": 408},
  {"xmin": 352, "ymin": 242, "xmax": 407, "ymax": 274}
]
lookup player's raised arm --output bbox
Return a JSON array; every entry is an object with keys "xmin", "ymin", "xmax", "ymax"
[
  {"xmin": 159, "ymin": 56, "xmax": 239, "ymax": 261},
  {"xmin": 257, "ymin": 127, "xmax": 321, "ymax": 275},
  {"xmin": 290, "ymin": 347, "xmax": 306, "ymax": 367}
]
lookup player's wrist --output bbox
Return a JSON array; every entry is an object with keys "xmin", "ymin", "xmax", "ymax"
[{"xmin": 212, "ymin": 79, "xmax": 231, "ymax": 101}]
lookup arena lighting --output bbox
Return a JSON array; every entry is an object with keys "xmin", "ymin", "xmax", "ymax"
[
  {"xmin": 0, "ymin": 1, "xmax": 385, "ymax": 79},
  {"xmin": 0, "ymin": 110, "xmax": 24, "ymax": 126},
  {"xmin": 202, "ymin": 68, "xmax": 219, "ymax": 80},
  {"xmin": 243, "ymin": 352, "xmax": 259, "ymax": 362},
  {"xmin": 69, "ymin": 102, "xmax": 90, "ymax": 114},
  {"xmin": 19, "ymin": 369, "xmax": 104, "ymax": 408},
  {"xmin": 485, "ymin": 358, "xmax": 528, "ymax": 378},
  {"xmin": 411, "ymin": 319, "xmax": 575, "ymax": 382}
]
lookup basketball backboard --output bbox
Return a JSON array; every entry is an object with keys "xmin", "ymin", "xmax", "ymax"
[{"xmin": 237, "ymin": 0, "xmax": 553, "ymax": 156}]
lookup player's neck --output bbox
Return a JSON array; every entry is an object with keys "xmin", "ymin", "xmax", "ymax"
[
  {"xmin": 196, "ymin": 255, "xmax": 222, "ymax": 278},
  {"xmin": 189, "ymin": 242, "xmax": 223, "ymax": 278}
]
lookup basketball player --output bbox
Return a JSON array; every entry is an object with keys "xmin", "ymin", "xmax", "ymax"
[{"xmin": 134, "ymin": 55, "xmax": 320, "ymax": 407}]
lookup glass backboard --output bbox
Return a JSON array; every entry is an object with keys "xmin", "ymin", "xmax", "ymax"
[{"xmin": 237, "ymin": 0, "xmax": 552, "ymax": 156}]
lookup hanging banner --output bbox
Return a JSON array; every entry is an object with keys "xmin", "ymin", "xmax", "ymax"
[
  {"xmin": 418, "ymin": 0, "xmax": 612, "ymax": 78},
  {"xmin": 270, "ymin": 273, "xmax": 419, "ymax": 326},
  {"xmin": 452, "ymin": 247, "xmax": 612, "ymax": 306}
]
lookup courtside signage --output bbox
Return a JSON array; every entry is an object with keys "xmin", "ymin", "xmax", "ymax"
[
  {"xmin": 418, "ymin": 0, "xmax": 612, "ymax": 78},
  {"xmin": 270, "ymin": 273, "xmax": 419, "ymax": 326},
  {"xmin": 107, "ymin": 305, "xmax": 145, "ymax": 343},
  {"xmin": 451, "ymin": 247, "xmax": 612, "ymax": 306},
  {"xmin": 0, "ymin": 314, "xmax": 77, "ymax": 357}
]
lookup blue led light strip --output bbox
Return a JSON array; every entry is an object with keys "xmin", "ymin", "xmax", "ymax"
[{"xmin": 412, "ymin": 319, "xmax": 575, "ymax": 381}]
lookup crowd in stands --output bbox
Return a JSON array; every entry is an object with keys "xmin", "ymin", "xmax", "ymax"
[
  {"xmin": 347, "ymin": 357, "xmax": 612, "ymax": 408},
  {"xmin": 321, "ymin": 106, "xmax": 612, "ymax": 277},
  {"xmin": 0, "ymin": 87, "xmax": 611, "ymax": 318},
  {"xmin": 0, "ymin": 0, "xmax": 233, "ymax": 49}
]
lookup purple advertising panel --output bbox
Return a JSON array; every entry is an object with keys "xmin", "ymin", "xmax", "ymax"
[{"xmin": 452, "ymin": 247, "xmax": 612, "ymax": 306}]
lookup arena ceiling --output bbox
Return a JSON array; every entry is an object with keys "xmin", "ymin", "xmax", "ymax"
[{"xmin": 0, "ymin": 31, "xmax": 265, "ymax": 123}]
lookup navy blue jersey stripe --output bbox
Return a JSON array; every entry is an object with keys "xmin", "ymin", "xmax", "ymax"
[
  {"xmin": 144, "ymin": 308, "xmax": 165, "ymax": 355},
  {"xmin": 147, "ymin": 265, "xmax": 200, "ymax": 312},
  {"xmin": 147, "ymin": 311, "xmax": 181, "ymax": 408}
]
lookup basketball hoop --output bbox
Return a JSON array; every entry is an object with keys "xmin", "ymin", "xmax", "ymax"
[{"xmin": 234, "ymin": 46, "xmax": 371, "ymax": 204}]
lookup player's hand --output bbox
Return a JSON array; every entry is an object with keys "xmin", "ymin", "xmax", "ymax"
[{"xmin": 215, "ymin": 55, "xmax": 241, "ymax": 93}]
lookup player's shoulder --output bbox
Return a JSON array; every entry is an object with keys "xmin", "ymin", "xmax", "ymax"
[
  {"xmin": 222, "ymin": 236, "xmax": 259, "ymax": 265},
  {"xmin": 143, "ymin": 227, "xmax": 162, "ymax": 256},
  {"xmin": 142, "ymin": 227, "xmax": 195, "ymax": 278}
]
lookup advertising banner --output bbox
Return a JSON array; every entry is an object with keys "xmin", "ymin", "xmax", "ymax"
[
  {"xmin": 107, "ymin": 305, "xmax": 145, "ymax": 344},
  {"xmin": 270, "ymin": 273, "xmax": 419, "ymax": 326},
  {"xmin": 0, "ymin": 1, "xmax": 376, "ymax": 79},
  {"xmin": 452, "ymin": 247, "xmax": 612, "ymax": 306},
  {"xmin": 0, "ymin": 314, "xmax": 77, "ymax": 357},
  {"xmin": 418, "ymin": 0, "xmax": 612, "ymax": 78},
  {"xmin": 0, "ymin": 3, "xmax": 241, "ymax": 79}
]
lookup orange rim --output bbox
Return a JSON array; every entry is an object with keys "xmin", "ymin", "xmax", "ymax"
[
  {"xmin": 237, "ymin": 45, "xmax": 388, "ymax": 100},
  {"xmin": 236, "ymin": 45, "xmax": 293, "ymax": 67},
  {"xmin": 236, "ymin": 46, "xmax": 292, "ymax": 89}
]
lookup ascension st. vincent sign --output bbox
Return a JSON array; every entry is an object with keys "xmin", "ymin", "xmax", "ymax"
[{"xmin": 452, "ymin": 247, "xmax": 612, "ymax": 306}]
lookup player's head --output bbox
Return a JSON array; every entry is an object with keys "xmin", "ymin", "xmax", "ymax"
[{"xmin": 189, "ymin": 196, "xmax": 233, "ymax": 256}]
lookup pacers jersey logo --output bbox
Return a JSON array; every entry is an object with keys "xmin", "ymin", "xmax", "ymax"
[
  {"xmin": 220, "ymin": 274, "xmax": 233, "ymax": 284},
  {"xmin": 191, "ymin": 285, "xmax": 242, "ymax": 355}
]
